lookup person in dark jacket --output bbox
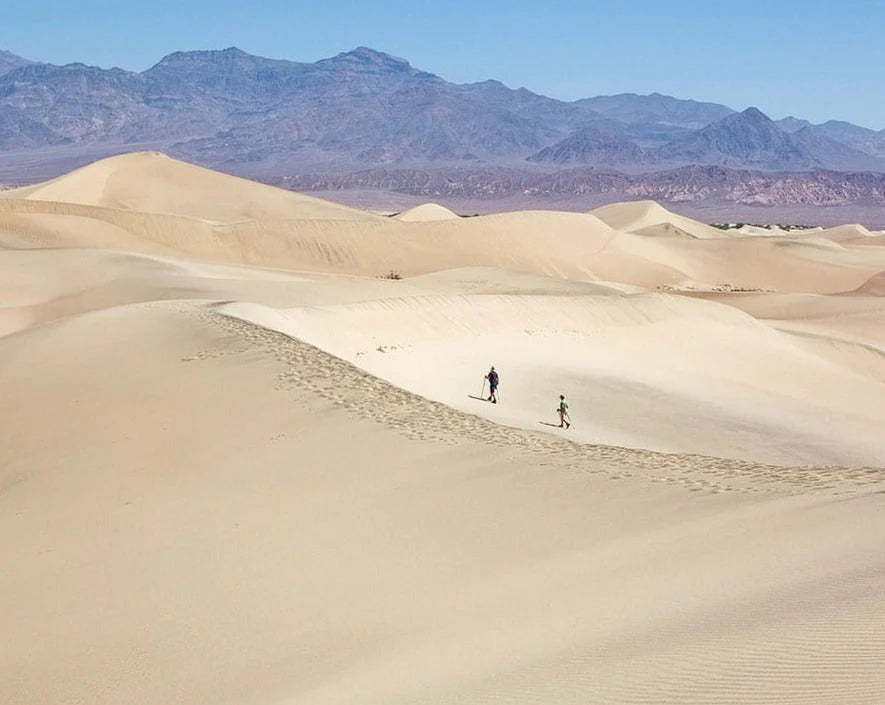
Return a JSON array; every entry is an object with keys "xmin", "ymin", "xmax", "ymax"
[{"xmin": 485, "ymin": 366, "xmax": 499, "ymax": 404}]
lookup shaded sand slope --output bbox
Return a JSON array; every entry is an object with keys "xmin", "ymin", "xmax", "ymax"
[
  {"xmin": 686, "ymin": 290, "xmax": 885, "ymax": 384},
  {"xmin": 3, "ymin": 202, "xmax": 883, "ymax": 297},
  {"xmin": 107, "ymin": 210, "xmax": 885, "ymax": 292},
  {"xmin": 0, "ymin": 151, "xmax": 379, "ymax": 223},
  {"xmin": 224, "ymin": 292, "xmax": 885, "ymax": 466},
  {"xmin": 2, "ymin": 302, "xmax": 883, "ymax": 705},
  {"xmin": 693, "ymin": 290, "xmax": 885, "ymax": 349},
  {"xmin": 818, "ymin": 223, "xmax": 875, "ymax": 242},
  {"xmin": 591, "ymin": 200, "xmax": 729, "ymax": 240},
  {"xmin": 0, "ymin": 204, "xmax": 686, "ymax": 284},
  {"xmin": 0, "ymin": 248, "xmax": 494, "ymax": 338},
  {"xmin": 854, "ymin": 271, "xmax": 885, "ymax": 295},
  {"xmin": 653, "ymin": 235, "xmax": 885, "ymax": 293}
]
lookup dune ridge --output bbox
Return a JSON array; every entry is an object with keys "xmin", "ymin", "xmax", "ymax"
[
  {"xmin": 0, "ymin": 151, "xmax": 381, "ymax": 223},
  {"xmin": 394, "ymin": 202, "xmax": 460, "ymax": 221},
  {"xmin": 591, "ymin": 199, "xmax": 731, "ymax": 240}
]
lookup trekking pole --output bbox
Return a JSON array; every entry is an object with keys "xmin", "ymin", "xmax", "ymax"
[{"xmin": 481, "ymin": 377, "xmax": 486, "ymax": 399}]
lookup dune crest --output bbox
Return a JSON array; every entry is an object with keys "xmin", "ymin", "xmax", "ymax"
[
  {"xmin": 395, "ymin": 202, "xmax": 460, "ymax": 221},
  {"xmin": 0, "ymin": 151, "xmax": 380, "ymax": 223},
  {"xmin": 591, "ymin": 199, "xmax": 728, "ymax": 240}
]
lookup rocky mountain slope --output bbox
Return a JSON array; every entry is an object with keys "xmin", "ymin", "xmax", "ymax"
[
  {"xmin": 528, "ymin": 107, "xmax": 885, "ymax": 172},
  {"xmin": 1, "ymin": 46, "xmax": 884, "ymax": 175},
  {"xmin": 655, "ymin": 108, "xmax": 884, "ymax": 171},
  {"xmin": 0, "ymin": 49, "xmax": 32, "ymax": 76},
  {"xmin": 575, "ymin": 92, "xmax": 735, "ymax": 128}
]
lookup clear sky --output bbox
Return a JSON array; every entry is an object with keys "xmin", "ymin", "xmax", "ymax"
[{"xmin": 2, "ymin": 0, "xmax": 884, "ymax": 128}]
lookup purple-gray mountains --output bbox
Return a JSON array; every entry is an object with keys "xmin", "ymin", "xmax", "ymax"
[{"xmin": 2, "ymin": 46, "xmax": 885, "ymax": 223}]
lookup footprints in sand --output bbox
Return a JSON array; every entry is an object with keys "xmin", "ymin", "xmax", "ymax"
[
  {"xmin": 187, "ymin": 305, "xmax": 883, "ymax": 497},
  {"xmin": 181, "ymin": 347, "xmax": 249, "ymax": 362}
]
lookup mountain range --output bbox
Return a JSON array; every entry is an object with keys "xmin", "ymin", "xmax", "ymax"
[
  {"xmin": 280, "ymin": 165, "xmax": 885, "ymax": 208},
  {"xmin": 2, "ymin": 45, "xmax": 885, "ymax": 223},
  {"xmin": 2, "ymin": 45, "xmax": 884, "ymax": 174}
]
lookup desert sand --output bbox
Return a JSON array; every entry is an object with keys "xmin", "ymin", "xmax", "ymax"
[
  {"xmin": 394, "ymin": 202, "xmax": 460, "ymax": 221},
  {"xmin": 2, "ymin": 153, "xmax": 883, "ymax": 705}
]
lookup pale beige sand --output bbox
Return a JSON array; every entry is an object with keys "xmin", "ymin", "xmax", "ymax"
[
  {"xmin": 2, "ymin": 303, "xmax": 883, "ymax": 705},
  {"xmin": 818, "ymin": 223, "xmax": 875, "ymax": 242},
  {"xmin": 591, "ymin": 199, "xmax": 732, "ymax": 240},
  {"xmin": 222, "ymin": 290, "xmax": 885, "ymax": 466},
  {"xmin": 394, "ymin": 202, "xmax": 460, "ymax": 221},
  {"xmin": 736, "ymin": 224, "xmax": 801, "ymax": 237},
  {"xmin": 854, "ymin": 271, "xmax": 885, "ymax": 295},
  {"xmin": 2, "ymin": 154, "xmax": 884, "ymax": 704},
  {"xmin": 0, "ymin": 151, "xmax": 379, "ymax": 223},
  {"xmin": 4, "ymin": 157, "xmax": 885, "ymax": 296}
]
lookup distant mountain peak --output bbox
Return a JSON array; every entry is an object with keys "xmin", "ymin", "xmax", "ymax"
[
  {"xmin": 653, "ymin": 104, "xmax": 885, "ymax": 171},
  {"xmin": 150, "ymin": 46, "xmax": 257, "ymax": 69},
  {"xmin": 737, "ymin": 106, "xmax": 771, "ymax": 121},
  {"xmin": 528, "ymin": 126, "xmax": 647, "ymax": 165},
  {"xmin": 470, "ymin": 78, "xmax": 507, "ymax": 88},
  {"xmin": 822, "ymin": 119, "xmax": 858, "ymax": 129},
  {"xmin": 575, "ymin": 92, "xmax": 736, "ymax": 129},
  {"xmin": 0, "ymin": 49, "xmax": 29, "ymax": 60},
  {"xmin": 0, "ymin": 49, "xmax": 34, "ymax": 76},
  {"xmin": 776, "ymin": 116, "xmax": 812, "ymax": 133},
  {"xmin": 326, "ymin": 46, "xmax": 413, "ymax": 70}
]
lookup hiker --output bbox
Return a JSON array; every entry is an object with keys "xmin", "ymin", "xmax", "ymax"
[
  {"xmin": 485, "ymin": 366, "xmax": 499, "ymax": 404},
  {"xmin": 558, "ymin": 394, "xmax": 570, "ymax": 428}
]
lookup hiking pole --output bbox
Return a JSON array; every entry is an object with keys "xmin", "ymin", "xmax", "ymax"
[{"xmin": 481, "ymin": 377, "xmax": 486, "ymax": 399}]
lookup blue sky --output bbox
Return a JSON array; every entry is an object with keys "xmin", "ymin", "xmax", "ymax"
[{"xmin": 2, "ymin": 0, "xmax": 884, "ymax": 128}]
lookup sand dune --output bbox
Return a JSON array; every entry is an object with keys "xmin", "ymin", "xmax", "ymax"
[
  {"xmin": 818, "ymin": 223, "xmax": 875, "ymax": 241},
  {"xmin": 223, "ymin": 291, "xmax": 885, "ymax": 466},
  {"xmin": 591, "ymin": 199, "xmax": 730, "ymax": 240},
  {"xmin": 395, "ymin": 202, "xmax": 460, "ymax": 221},
  {"xmin": 0, "ymin": 151, "xmax": 380, "ymax": 223},
  {"xmin": 4, "ymin": 167, "xmax": 884, "ymax": 296},
  {"xmin": 2, "ymin": 302, "xmax": 883, "ymax": 705},
  {"xmin": 853, "ymin": 271, "xmax": 885, "ymax": 295},
  {"xmin": 3, "ymin": 153, "xmax": 884, "ymax": 705},
  {"xmin": 735, "ymin": 224, "xmax": 800, "ymax": 237}
]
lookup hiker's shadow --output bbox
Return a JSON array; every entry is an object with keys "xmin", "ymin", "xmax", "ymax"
[
  {"xmin": 538, "ymin": 421, "xmax": 562, "ymax": 428},
  {"xmin": 467, "ymin": 395, "xmax": 491, "ymax": 402}
]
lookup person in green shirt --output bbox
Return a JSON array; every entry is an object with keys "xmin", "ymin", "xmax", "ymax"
[{"xmin": 558, "ymin": 394, "xmax": 571, "ymax": 429}]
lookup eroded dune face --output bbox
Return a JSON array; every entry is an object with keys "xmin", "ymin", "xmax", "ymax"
[{"xmin": 2, "ymin": 154, "xmax": 884, "ymax": 705}]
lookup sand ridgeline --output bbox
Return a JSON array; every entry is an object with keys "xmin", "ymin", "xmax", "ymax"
[
  {"xmin": 394, "ymin": 202, "xmax": 460, "ymax": 221},
  {"xmin": 0, "ymin": 150, "xmax": 380, "ymax": 223},
  {"xmin": 2, "ymin": 152, "xmax": 884, "ymax": 705}
]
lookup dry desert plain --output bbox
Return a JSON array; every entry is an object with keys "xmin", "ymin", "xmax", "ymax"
[{"xmin": 2, "ymin": 152, "xmax": 884, "ymax": 704}]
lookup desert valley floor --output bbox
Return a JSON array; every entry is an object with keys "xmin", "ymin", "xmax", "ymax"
[{"xmin": 2, "ymin": 152, "xmax": 884, "ymax": 704}]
